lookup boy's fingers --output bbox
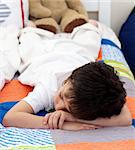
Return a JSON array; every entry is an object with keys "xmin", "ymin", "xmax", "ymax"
[
  {"xmin": 43, "ymin": 113, "xmax": 52, "ymax": 125},
  {"xmin": 89, "ymin": 124, "xmax": 103, "ymax": 129},
  {"xmin": 52, "ymin": 112, "xmax": 61, "ymax": 129},
  {"xmin": 48, "ymin": 113, "xmax": 54, "ymax": 129},
  {"xmin": 82, "ymin": 124, "xmax": 102, "ymax": 130},
  {"xmin": 58, "ymin": 113, "xmax": 65, "ymax": 129}
]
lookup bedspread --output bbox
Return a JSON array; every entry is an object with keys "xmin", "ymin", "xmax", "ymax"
[{"xmin": 0, "ymin": 123, "xmax": 135, "ymax": 150}]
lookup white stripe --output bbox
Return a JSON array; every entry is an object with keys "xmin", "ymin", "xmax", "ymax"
[{"xmin": 0, "ymin": 4, "xmax": 8, "ymax": 9}]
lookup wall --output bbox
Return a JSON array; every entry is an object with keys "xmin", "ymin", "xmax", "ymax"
[
  {"xmin": 88, "ymin": 12, "xmax": 98, "ymax": 20},
  {"xmin": 83, "ymin": 0, "xmax": 135, "ymax": 35},
  {"xmin": 111, "ymin": 0, "xmax": 135, "ymax": 35}
]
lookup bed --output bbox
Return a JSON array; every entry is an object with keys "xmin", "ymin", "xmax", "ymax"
[{"xmin": 0, "ymin": 0, "xmax": 135, "ymax": 150}]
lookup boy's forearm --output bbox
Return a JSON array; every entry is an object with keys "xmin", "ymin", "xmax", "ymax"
[
  {"xmin": 77, "ymin": 116, "xmax": 130, "ymax": 127},
  {"xmin": 3, "ymin": 112, "xmax": 48, "ymax": 129},
  {"xmin": 77, "ymin": 105, "xmax": 132, "ymax": 127}
]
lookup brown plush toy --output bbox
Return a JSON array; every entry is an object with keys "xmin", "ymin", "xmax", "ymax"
[{"xmin": 29, "ymin": 0, "xmax": 89, "ymax": 33}]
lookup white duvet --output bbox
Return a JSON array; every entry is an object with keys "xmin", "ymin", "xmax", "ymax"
[{"xmin": 0, "ymin": 26, "xmax": 20, "ymax": 90}]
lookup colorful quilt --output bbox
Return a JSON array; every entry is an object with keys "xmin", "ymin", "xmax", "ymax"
[{"xmin": 0, "ymin": 38, "xmax": 135, "ymax": 150}]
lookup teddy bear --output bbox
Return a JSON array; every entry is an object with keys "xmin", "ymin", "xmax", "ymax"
[{"xmin": 29, "ymin": 0, "xmax": 89, "ymax": 33}]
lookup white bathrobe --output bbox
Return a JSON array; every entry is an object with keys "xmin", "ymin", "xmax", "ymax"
[{"xmin": 18, "ymin": 22, "xmax": 120, "ymax": 113}]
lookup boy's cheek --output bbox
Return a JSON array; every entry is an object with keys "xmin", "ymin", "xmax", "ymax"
[
  {"xmin": 54, "ymin": 101, "xmax": 66, "ymax": 111},
  {"xmin": 53, "ymin": 95, "xmax": 60, "ymax": 110}
]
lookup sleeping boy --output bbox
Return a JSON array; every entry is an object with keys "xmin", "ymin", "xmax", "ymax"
[{"xmin": 2, "ymin": 21, "xmax": 132, "ymax": 130}]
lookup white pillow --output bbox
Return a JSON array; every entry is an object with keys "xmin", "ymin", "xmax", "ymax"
[{"xmin": 0, "ymin": 0, "xmax": 29, "ymax": 28}]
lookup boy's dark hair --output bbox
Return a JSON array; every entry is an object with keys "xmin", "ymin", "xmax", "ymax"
[{"xmin": 68, "ymin": 62, "xmax": 126, "ymax": 120}]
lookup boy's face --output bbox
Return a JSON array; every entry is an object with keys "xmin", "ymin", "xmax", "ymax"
[{"xmin": 54, "ymin": 81, "xmax": 72, "ymax": 112}]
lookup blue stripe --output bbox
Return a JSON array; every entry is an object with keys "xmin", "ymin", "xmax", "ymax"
[
  {"xmin": 0, "ymin": 101, "xmax": 47, "ymax": 124},
  {"xmin": 0, "ymin": 4, "xmax": 8, "ymax": 7},
  {"xmin": 0, "ymin": 20, "xmax": 5, "ymax": 23},
  {"xmin": 0, "ymin": 5, "xmax": 9, "ymax": 9},
  {"xmin": 0, "ymin": 11, "xmax": 11, "ymax": 14},
  {"xmin": 132, "ymin": 119, "xmax": 135, "ymax": 127},
  {"xmin": 97, "ymin": 60, "xmax": 104, "ymax": 63},
  {"xmin": 101, "ymin": 39, "xmax": 120, "ymax": 49},
  {"xmin": 0, "ymin": 14, "xmax": 10, "ymax": 17}
]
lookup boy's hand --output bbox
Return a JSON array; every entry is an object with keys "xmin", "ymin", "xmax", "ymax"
[
  {"xmin": 43, "ymin": 110, "xmax": 76, "ymax": 129},
  {"xmin": 62, "ymin": 122, "xmax": 102, "ymax": 131}
]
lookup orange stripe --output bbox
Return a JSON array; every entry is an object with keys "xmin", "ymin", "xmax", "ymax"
[
  {"xmin": 96, "ymin": 48, "xmax": 102, "ymax": 61},
  {"xmin": 126, "ymin": 96, "xmax": 135, "ymax": 118},
  {"xmin": 0, "ymin": 80, "xmax": 33, "ymax": 102},
  {"xmin": 56, "ymin": 140, "xmax": 135, "ymax": 150}
]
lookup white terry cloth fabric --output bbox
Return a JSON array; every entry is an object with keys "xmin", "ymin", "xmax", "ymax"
[
  {"xmin": 0, "ymin": 26, "xmax": 20, "ymax": 90},
  {"xmin": 18, "ymin": 23, "xmax": 102, "ymax": 113}
]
